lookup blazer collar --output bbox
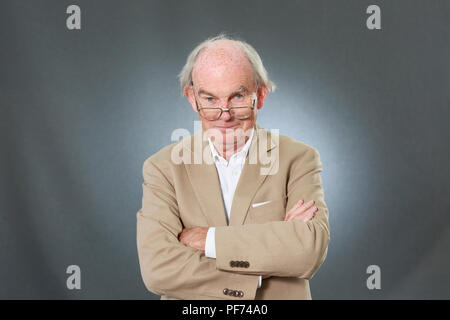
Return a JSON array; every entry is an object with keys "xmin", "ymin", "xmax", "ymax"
[
  {"xmin": 183, "ymin": 123, "xmax": 278, "ymax": 226},
  {"xmin": 207, "ymin": 127, "xmax": 255, "ymax": 165}
]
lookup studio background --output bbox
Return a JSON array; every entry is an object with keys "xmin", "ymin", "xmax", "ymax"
[{"xmin": 1, "ymin": 0, "xmax": 449, "ymax": 299}]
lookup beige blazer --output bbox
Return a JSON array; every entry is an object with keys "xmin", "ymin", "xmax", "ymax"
[{"xmin": 136, "ymin": 123, "xmax": 330, "ymax": 300}]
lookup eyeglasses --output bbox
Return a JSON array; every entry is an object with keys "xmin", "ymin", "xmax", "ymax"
[{"xmin": 194, "ymin": 93, "xmax": 256, "ymax": 121}]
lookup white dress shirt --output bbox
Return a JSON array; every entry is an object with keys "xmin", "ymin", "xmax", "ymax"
[{"xmin": 204, "ymin": 128, "xmax": 262, "ymax": 288}]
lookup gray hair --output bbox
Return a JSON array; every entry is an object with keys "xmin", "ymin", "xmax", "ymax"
[{"xmin": 178, "ymin": 33, "xmax": 276, "ymax": 95}]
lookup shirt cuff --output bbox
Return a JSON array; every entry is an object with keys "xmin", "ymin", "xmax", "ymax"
[
  {"xmin": 205, "ymin": 227, "xmax": 216, "ymax": 258},
  {"xmin": 258, "ymin": 276, "xmax": 262, "ymax": 288}
]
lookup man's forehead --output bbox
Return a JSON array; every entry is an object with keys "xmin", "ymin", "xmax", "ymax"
[
  {"xmin": 196, "ymin": 40, "xmax": 245, "ymax": 62},
  {"xmin": 191, "ymin": 42, "xmax": 255, "ymax": 95},
  {"xmin": 194, "ymin": 44, "xmax": 252, "ymax": 75}
]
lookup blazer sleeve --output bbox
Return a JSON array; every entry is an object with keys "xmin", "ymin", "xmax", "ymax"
[
  {"xmin": 214, "ymin": 146, "xmax": 330, "ymax": 279},
  {"xmin": 136, "ymin": 158, "xmax": 260, "ymax": 300}
]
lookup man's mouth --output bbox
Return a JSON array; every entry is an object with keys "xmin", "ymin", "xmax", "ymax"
[{"xmin": 214, "ymin": 124, "xmax": 238, "ymax": 129}]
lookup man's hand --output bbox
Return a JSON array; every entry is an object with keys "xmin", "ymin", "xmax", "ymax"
[
  {"xmin": 177, "ymin": 201, "xmax": 316, "ymax": 281},
  {"xmin": 178, "ymin": 227, "xmax": 208, "ymax": 251},
  {"xmin": 284, "ymin": 199, "xmax": 318, "ymax": 222}
]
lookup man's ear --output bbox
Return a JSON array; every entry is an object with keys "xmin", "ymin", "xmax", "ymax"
[
  {"xmin": 184, "ymin": 85, "xmax": 197, "ymax": 113},
  {"xmin": 256, "ymin": 85, "xmax": 269, "ymax": 110}
]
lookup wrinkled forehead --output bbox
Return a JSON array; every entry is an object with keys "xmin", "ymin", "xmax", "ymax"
[{"xmin": 192, "ymin": 42, "xmax": 255, "ymax": 86}]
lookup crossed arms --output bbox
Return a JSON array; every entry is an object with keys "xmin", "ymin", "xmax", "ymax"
[{"xmin": 136, "ymin": 146, "xmax": 330, "ymax": 299}]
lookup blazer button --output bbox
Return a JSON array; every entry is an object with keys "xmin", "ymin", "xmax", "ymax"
[
  {"xmin": 244, "ymin": 261, "xmax": 250, "ymax": 268},
  {"xmin": 230, "ymin": 261, "xmax": 235, "ymax": 267},
  {"xmin": 233, "ymin": 291, "xmax": 240, "ymax": 297},
  {"xmin": 239, "ymin": 291, "xmax": 244, "ymax": 297},
  {"xmin": 229, "ymin": 290, "xmax": 235, "ymax": 296},
  {"xmin": 223, "ymin": 288, "xmax": 229, "ymax": 295}
]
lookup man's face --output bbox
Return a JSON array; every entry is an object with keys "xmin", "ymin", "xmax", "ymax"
[{"xmin": 185, "ymin": 43, "xmax": 268, "ymax": 149}]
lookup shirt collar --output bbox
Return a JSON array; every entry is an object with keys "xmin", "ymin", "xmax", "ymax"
[{"xmin": 207, "ymin": 127, "xmax": 255, "ymax": 165}]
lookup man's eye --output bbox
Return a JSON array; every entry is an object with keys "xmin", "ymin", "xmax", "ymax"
[
  {"xmin": 234, "ymin": 94, "xmax": 244, "ymax": 99},
  {"xmin": 205, "ymin": 97, "xmax": 215, "ymax": 102}
]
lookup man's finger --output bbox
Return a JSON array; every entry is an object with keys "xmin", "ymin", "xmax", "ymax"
[
  {"xmin": 304, "ymin": 209, "xmax": 316, "ymax": 221},
  {"xmin": 299, "ymin": 199, "xmax": 314, "ymax": 211},
  {"xmin": 299, "ymin": 205, "xmax": 317, "ymax": 219},
  {"xmin": 287, "ymin": 205, "xmax": 318, "ymax": 222},
  {"xmin": 285, "ymin": 200, "xmax": 303, "ymax": 219},
  {"xmin": 285, "ymin": 199, "xmax": 315, "ymax": 221},
  {"xmin": 178, "ymin": 229, "xmax": 188, "ymax": 242},
  {"xmin": 291, "ymin": 199, "xmax": 304, "ymax": 211},
  {"xmin": 299, "ymin": 206, "xmax": 318, "ymax": 221},
  {"xmin": 292, "ymin": 199, "xmax": 315, "ymax": 215}
]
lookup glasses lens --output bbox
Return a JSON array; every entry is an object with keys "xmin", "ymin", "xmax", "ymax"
[
  {"xmin": 199, "ymin": 108, "xmax": 221, "ymax": 120},
  {"xmin": 231, "ymin": 107, "xmax": 252, "ymax": 119}
]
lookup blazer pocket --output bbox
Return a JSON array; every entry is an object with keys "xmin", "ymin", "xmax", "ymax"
[{"xmin": 247, "ymin": 197, "xmax": 286, "ymax": 224}]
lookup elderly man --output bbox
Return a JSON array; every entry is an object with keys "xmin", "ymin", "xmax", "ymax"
[{"xmin": 136, "ymin": 34, "xmax": 330, "ymax": 300}]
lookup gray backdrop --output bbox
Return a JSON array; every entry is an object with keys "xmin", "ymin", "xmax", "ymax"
[{"xmin": 1, "ymin": 0, "xmax": 449, "ymax": 299}]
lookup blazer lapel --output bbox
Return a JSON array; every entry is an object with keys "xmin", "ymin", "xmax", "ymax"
[
  {"xmin": 182, "ymin": 123, "xmax": 278, "ymax": 227},
  {"xmin": 228, "ymin": 124, "xmax": 278, "ymax": 226},
  {"xmin": 183, "ymin": 130, "xmax": 228, "ymax": 227}
]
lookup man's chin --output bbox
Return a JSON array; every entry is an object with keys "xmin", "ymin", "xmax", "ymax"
[
  {"xmin": 213, "ymin": 125, "xmax": 239, "ymax": 132},
  {"xmin": 206, "ymin": 127, "xmax": 251, "ymax": 145}
]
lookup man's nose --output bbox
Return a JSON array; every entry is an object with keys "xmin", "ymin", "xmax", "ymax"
[
  {"xmin": 219, "ymin": 108, "xmax": 232, "ymax": 121},
  {"xmin": 216, "ymin": 100, "xmax": 232, "ymax": 121}
]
